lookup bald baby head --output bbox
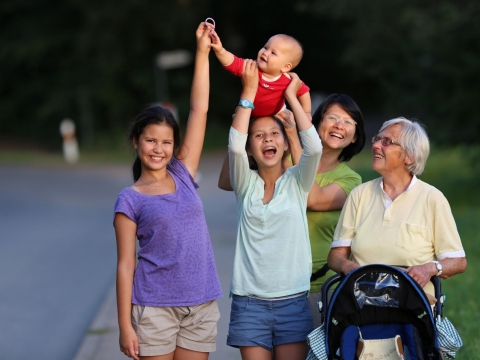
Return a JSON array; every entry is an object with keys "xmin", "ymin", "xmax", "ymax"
[
  {"xmin": 257, "ymin": 34, "xmax": 305, "ymax": 76},
  {"xmin": 273, "ymin": 34, "xmax": 304, "ymax": 68}
]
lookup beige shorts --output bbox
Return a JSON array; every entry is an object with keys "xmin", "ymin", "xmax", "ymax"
[{"xmin": 131, "ymin": 300, "xmax": 220, "ymax": 356}]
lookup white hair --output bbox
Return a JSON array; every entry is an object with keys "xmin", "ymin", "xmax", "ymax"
[{"xmin": 379, "ymin": 117, "xmax": 430, "ymax": 175}]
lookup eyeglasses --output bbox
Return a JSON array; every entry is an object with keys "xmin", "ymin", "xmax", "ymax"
[
  {"xmin": 372, "ymin": 135, "xmax": 402, "ymax": 147},
  {"xmin": 324, "ymin": 115, "xmax": 357, "ymax": 127}
]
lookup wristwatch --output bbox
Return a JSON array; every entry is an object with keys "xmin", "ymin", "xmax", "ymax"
[
  {"xmin": 238, "ymin": 99, "xmax": 254, "ymax": 110},
  {"xmin": 431, "ymin": 261, "xmax": 443, "ymax": 276}
]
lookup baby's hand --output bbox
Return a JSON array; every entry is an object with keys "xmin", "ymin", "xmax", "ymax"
[
  {"xmin": 203, "ymin": 18, "xmax": 223, "ymax": 53},
  {"xmin": 285, "ymin": 72, "xmax": 303, "ymax": 96},
  {"xmin": 209, "ymin": 30, "xmax": 223, "ymax": 53},
  {"xmin": 241, "ymin": 59, "xmax": 259, "ymax": 93}
]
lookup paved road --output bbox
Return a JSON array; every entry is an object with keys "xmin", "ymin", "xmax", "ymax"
[{"xmin": 0, "ymin": 153, "xmax": 241, "ymax": 360}]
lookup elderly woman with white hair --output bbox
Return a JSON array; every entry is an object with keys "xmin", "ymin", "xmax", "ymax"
[{"xmin": 327, "ymin": 117, "xmax": 466, "ymax": 295}]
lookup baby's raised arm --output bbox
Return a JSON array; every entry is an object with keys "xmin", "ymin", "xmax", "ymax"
[{"xmin": 210, "ymin": 30, "xmax": 234, "ymax": 66}]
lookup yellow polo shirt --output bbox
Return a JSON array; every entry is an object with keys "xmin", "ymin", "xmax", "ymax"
[{"xmin": 332, "ymin": 177, "xmax": 465, "ymax": 295}]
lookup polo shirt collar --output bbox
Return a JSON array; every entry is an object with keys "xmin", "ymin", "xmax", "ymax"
[{"xmin": 380, "ymin": 175, "xmax": 418, "ymax": 207}]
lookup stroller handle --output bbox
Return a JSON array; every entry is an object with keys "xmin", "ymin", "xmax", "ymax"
[
  {"xmin": 320, "ymin": 266, "xmax": 444, "ymax": 319},
  {"xmin": 431, "ymin": 276, "xmax": 443, "ymax": 318},
  {"xmin": 320, "ymin": 273, "xmax": 344, "ymax": 320}
]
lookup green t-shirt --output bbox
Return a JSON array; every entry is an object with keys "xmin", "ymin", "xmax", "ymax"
[{"xmin": 308, "ymin": 162, "xmax": 361, "ymax": 292}]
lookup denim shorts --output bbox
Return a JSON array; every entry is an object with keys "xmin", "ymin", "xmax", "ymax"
[{"xmin": 227, "ymin": 294, "xmax": 313, "ymax": 351}]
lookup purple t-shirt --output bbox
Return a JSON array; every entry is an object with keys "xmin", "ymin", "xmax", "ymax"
[{"xmin": 114, "ymin": 157, "xmax": 222, "ymax": 307}]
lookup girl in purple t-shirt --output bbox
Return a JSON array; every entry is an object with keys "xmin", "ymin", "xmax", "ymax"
[{"xmin": 113, "ymin": 22, "xmax": 222, "ymax": 360}]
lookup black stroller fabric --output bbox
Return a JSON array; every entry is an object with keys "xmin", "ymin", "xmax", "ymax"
[{"xmin": 322, "ymin": 264, "xmax": 441, "ymax": 359}]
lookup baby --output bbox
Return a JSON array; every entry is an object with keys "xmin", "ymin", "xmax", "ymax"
[{"xmin": 210, "ymin": 31, "xmax": 311, "ymax": 118}]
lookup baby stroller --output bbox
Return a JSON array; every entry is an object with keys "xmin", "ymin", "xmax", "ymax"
[{"xmin": 311, "ymin": 264, "xmax": 444, "ymax": 360}]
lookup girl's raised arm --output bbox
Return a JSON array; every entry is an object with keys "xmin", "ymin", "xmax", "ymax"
[
  {"xmin": 228, "ymin": 60, "xmax": 258, "ymax": 195},
  {"xmin": 284, "ymin": 73, "xmax": 322, "ymax": 192},
  {"xmin": 177, "ymin": 22, "xmax": 214, "ymax": 178},
  {"xmin": 231, "ymin": 59, "xmax": 258, "ymax": 133},
  {"xmin": 284, "ymin": 73, "xmax": 312, "ymax": 132}
]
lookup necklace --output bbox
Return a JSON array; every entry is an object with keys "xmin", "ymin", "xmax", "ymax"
[{"xmin": 137, "ymin": 173, "xmax": 169, "ymax": 187}]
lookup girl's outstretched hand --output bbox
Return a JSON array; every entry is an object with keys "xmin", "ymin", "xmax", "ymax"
[
  {"xmin": 241, "ymin": 59, "xmax": 258, "ymax": 94},
  {"xmin": 276, "ymin": 109, "xmax": 296, "ymax": 130},
  {"xmin": 285, "ymin": 72, "xmax": 303, "ymax": 98},
  {"xmin": 196, "ymin": 22, "xmax": 214, "ymax": 52}
]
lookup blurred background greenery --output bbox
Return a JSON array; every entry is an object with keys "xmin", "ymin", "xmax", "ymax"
[
  {"xmin": 1, "ymin": 0, "xmax": 478, "ymax": 356},
  {"xmin": 1, "ymin": 0, "xmax": 479, "ymax": 152}
]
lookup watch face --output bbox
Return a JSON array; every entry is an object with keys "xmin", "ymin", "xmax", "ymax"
[{"xmin": 239, "ymin": 100, "xmax": 253, "ymax": 109}]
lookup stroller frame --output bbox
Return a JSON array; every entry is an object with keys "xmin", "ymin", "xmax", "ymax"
[{"xmin": 320, "ymin": 264, "xmax": 443, "ymax": 360}]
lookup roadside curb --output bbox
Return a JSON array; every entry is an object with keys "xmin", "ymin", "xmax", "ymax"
[{"xmin": 73, "ymin": 283, "xmax": 119, "ymax": 360}]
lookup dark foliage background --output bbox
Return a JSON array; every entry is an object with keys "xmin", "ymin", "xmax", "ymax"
[{"xmin": 1, "ymin": 0, "xmax": 479, "ymax": 149}]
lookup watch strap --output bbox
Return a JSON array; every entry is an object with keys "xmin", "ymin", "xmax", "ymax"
[
  {"xmin": 238, "ymin": 99, "xmax": 254, "ymax": 109},
  {"xmin": 431, "ymin": 260, "xmax": 442, "ymax": 276}
]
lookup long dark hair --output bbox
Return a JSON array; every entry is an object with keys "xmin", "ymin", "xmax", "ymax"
[
  {"xmin": 312, "ymin": 94, "xmax": 366, "ymax": 162},
  {"xmin": 246, "ymin": 116, "xmax": 290, "ymax": 170},
  {"xmin": 127, "ymin": 105, "xmax": 180, "ymax": 181}
]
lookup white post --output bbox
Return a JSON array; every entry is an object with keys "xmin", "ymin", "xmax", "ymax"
[{"xmin": 60, "ymin": 118, "xmax": 79, "ymax": 164}]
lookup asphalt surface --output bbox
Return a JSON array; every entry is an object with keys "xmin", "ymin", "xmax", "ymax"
[{"xmin": 0, "ymin": 152, "xmax": 241, "ymax": 360}]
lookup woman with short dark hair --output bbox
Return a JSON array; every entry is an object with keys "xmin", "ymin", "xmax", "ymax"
[{"xmin": 284, "ymin": 94, "xmax": 366, "ymax": 328}]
